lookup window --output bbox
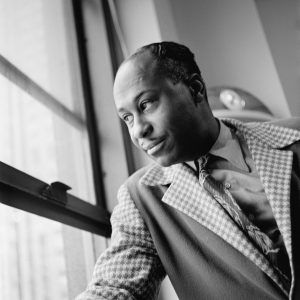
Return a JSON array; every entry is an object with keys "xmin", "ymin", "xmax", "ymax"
[
  {"xmin": 1, "ymin": 206, "xmax": 68, "ymax": 299},
  {"xmin": 0, "ymin": 0, "xmax": 96, "ymax": 202},
  {"xmin": 0, "ymin": 0, "xmax": 114, "ymax": 298}
]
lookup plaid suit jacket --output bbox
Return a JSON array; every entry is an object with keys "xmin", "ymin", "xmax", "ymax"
[{"xmin": 76, "ymin": 118, "xmax": 300, "ymax": 300}]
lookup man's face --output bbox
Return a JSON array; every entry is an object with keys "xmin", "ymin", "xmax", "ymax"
[{"xmin": 114, "ymin": 53, "xmax": 216, "ymax": 167}]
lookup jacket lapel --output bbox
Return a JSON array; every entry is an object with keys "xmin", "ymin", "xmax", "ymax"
[
  {"xmin": 141, "ymin": 162, "xmax": 285, "ymax": 291},
  {"xmin": 224, "ymin": 118, "xmax": 300, "ymax": 294},
  {"xmin": 246, "ymin": 139, "xmax": 293, "ymax": 267},
  {"xmin": 225, "ymin": 119, "xmax": 300, "ymax": 259}
]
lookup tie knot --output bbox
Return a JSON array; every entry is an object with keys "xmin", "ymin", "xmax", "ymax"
[
  {"xmin": 198, "ymin": 154, "xmax": 210, "ymax": 170},
  {"xmin": 195, "ymin": 154, "xmax": 210, "ymax": 182}
]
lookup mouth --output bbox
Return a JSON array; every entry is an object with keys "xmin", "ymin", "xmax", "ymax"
[{"xmin": 143, "ymin": 138, "xmax": 166, "ymax": 156}]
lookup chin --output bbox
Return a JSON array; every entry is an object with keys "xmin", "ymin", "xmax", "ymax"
[{"xmin": 152, "ymin": 155, "xmax": 177, "ymax": 167}]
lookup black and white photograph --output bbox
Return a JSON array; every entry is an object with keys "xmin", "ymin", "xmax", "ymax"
[{"xmin": 0, "ymin": 1, "xmax": 300, "ymax": 299}]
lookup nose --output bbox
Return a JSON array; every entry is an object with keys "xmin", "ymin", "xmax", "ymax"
[{"xmin": 131, "ymin": 116, "xmax": 152, "ymax": 139}]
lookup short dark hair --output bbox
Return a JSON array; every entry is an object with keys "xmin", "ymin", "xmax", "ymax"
[{"xmin": 128, "ymin": 41, "xmax": 205, "ymax": 86}]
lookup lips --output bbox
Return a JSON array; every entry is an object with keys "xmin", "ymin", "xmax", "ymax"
[{"xmin": 142, "ymin": 138, "xmax": 166, "ymax": 155}]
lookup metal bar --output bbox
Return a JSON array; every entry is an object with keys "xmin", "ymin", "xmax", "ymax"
[
  {"xmin": 0, "ymin": 161, "xmax": 111, "ymax": 237},
  {"xmin": 0, "ymin": 53, "xmax": 85, "ymax": 131},
  {"xmin": 107, "ymin": 0, "xmax": 129, "ymax": 58},
  {"xmin": 71, "ymin": 0, "xmax": 107, "ymax": 209},
  {"xmin": 102, "ymin": 0, "xmax": 136, "ymax": 175}
]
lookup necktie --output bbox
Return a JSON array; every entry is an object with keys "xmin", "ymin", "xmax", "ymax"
[{"xmin": 196, "ymin": 155, "xmax": 291, "ymax": 289}]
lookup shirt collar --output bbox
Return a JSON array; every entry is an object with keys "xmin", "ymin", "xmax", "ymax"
[
  {"xmin": 185, "ymin": 120, "xmax": 248, "ymax": 172},
  {"xmin": 209, "ymin": 120, "xmax": 249, "ymax": 171}
]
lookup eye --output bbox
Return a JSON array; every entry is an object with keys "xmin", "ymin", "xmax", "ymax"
[
  {"xmin": 140, "ymin": 99, "xmax": 154, "ymax": 112},
  {"xmin": 122, "ymin": 113, "xmax": 133, "ymax": 125}
]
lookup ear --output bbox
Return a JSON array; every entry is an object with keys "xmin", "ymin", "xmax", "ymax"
[{"xmin": 188, "ymin": 73, "xmax": 206, "ymax": 104}]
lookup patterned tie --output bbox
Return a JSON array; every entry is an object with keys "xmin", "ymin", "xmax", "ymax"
[{"xmin": 196, "ymin": 155, "xmax": 291, "ymax": 289}]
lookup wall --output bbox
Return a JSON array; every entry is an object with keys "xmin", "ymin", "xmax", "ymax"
[
  {"xmin": 161, "ymin": 0, "xmax": 292, "ymax": 118},
  {"xmin": 82, "ymin": 0, "xmax": 129, "ymax": 211},
  {"xmin": 114, "ymin": 0, "xmax": 161, "ymax": 55},
  {"xmin": 255, "ymin": 0, "xmax": 300, "ymax": 116}
]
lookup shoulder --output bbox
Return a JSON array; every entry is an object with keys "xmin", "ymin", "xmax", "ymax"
[
  {"xmin": 121, "ymin": 163, "xmax": 158, "ymax": 197},
  {"xmin": 221, "ymin": 116, "xmax": 300, "ymax": 131},
  {"xmin": 268, "ymin": 117, "xmax": 300, "ymax": 131},
  {"xmin": 117, "ymin": 163, "xmax": 161, "ymax": 192},
  {"xmin": 125, "ymin": 163, "xmax": 157, "ymax": 185},
  {"xmin": 222, "ymin": 117, "xmax": 300, "ymax": 148},
  {"xmin": 125, "ymin": 162, "xmax": 173, "ymax": 187}
]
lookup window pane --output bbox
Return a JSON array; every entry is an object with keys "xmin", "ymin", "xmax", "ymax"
[
  {"xmin": 0, "ymin": 204, "xmax": 106, "ymax": 300},
  {"xmin": 0, "ymin": 74, "xmax": 95, "ymax": 203},
  {"xmin": 0, "ymin": 0, "xmax": 83, "ymax": 111}
]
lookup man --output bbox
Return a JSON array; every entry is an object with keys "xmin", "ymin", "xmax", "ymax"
[{"xmin": 77, "ymin": 42, "xmax": 300, "ymax": 299}]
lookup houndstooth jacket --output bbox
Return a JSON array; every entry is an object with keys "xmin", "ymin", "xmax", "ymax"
[{"xmin": 77, "ymin": 118, "xmax": 300, "ymax": 300}]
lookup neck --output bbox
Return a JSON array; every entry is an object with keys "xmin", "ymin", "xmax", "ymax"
[
  {"xmin": 209, "ymin": 117, "xmax": 221, "ymax": 149},
  {"xmin": 194, "ymin": 117, "xmax": 220, "ymax": 159}
]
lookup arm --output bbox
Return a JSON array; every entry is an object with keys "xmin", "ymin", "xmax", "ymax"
[{"xmin": 76, "ymin": 184, "xmax": 166, "ymax": 300}]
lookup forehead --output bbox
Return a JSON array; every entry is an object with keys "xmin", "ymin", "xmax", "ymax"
[{"xmin": 113, "ymin": 54, "xmax": 160, "ymax": 106}]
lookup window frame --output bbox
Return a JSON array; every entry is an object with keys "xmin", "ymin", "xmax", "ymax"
[
  {"xmin": 101, "ymin": 0, "xmax": 136, "ymax": 175},
  {"xmin": 0, "ymin": 0, "xmax": 112, "ymax": 237},
  {"xmin": 0, "ymin": 161, "xmax": 111, "ymax": 236}
]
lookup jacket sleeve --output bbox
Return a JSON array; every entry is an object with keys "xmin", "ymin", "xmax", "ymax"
[{"xmin": 76, "ymin": 184, "xmax": 166, "ymax": 300}]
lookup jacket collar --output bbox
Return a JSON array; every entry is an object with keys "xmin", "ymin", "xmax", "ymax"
[
  {"xmin": 139, "ymin": 163, "xmax": 175, "ymax": 186},
  {"xmin": 222, "ymin": 118, "xmax": 300, "ymax": 148}
]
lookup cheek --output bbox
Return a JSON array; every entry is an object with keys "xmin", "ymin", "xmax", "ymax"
[
  {"xmin": 129, "ymin": 131, "xmax": 139, "ymax": 147},
  {"xmin": 168, "ymin": 116, "xmax": 196, "ymax": 149},
  {"xmin": 129, "ymin": 131, "xmax": 144, "ymax": 151},
  {"xmin": 156, "ymin": 106, "xmax": 176, "ymax": 130},
  {"xmin": 165, "ymin": 112, "xmax": 186, "ymax": 135}
]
